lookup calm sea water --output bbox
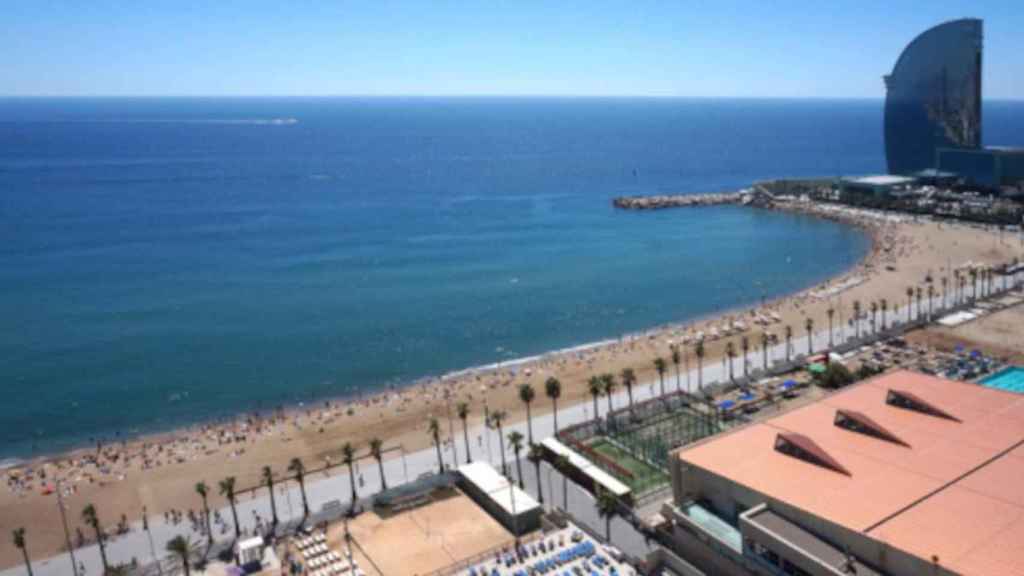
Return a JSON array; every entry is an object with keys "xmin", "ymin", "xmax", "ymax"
[{"xmin": 2, "ymin": 98, "xmax": 1021, "ymax": 459}]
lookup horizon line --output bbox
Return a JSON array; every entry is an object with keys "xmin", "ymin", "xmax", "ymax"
[{"xmin": 3, "ymin": 93, "xmax": 1022, "ymax": 102}]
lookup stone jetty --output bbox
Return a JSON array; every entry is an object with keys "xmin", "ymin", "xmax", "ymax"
[{"xmin": 613, "ymin": 189, "xmax": 771, "ymax": 210}]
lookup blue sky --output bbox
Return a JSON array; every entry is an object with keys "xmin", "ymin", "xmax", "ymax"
[{"xmin": 2, "ymin": 1, "xmax": 1022, "ymax": 98}]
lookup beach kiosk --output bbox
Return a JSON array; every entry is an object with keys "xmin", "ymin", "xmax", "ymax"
[{"xmin": 236, "ymin": 536, "xmax": 264, "ymax": 569}]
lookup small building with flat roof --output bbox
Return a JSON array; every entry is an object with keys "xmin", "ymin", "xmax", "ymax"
[
  {"xmin": 457, "ymin": 461, "xmax": 541, "ymax": 536},
  {"xmin": 839, "ymin": 175, "xmax": 917, "ymax": 203},
  {"xmin": 664, "ymin": 370, "xmax": 1024, "ymax": 576}
]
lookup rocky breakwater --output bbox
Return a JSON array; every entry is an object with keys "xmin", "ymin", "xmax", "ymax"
[{"xmin": 613, "ymin": 188, "xmax": 775, "ymax": 210}]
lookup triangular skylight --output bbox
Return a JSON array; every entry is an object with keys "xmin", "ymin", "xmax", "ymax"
[
  {"xmin": 834, "ymin": 409, "xmax": 910, "ymax": 447},
  {"xmin": 774, "ymin": 432, "xmax": 850, "ymax": 476},
  {"xmin": 886, "ymin": 389, "xmax": 961, "ymax": 422}
]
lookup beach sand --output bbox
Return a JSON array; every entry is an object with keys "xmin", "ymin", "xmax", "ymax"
[{"xmin": 2, "ymin": 200, "xmax": 1021, "ymax": 569}]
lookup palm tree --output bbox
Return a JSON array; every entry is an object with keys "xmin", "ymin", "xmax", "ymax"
[
  {"xmin": 805, "ymin": 317, "xmax": 814, "ymax": 355},
  {"xmin": 695, "ymin": 340, "xmax": 705, "ymax": 391},
  {"xmin": 491, "ymin": 410, "xmax": 508, "ymax": 475},
  {"xmin": 369, "ymin": 438, "xmax": 387, "ymax": 492},
  {"xmin": 12, "ymin": 528, "xmax": 32, "ymax": 576},
  {"xmin": 544, "ymin": 377, "xmax": 561, "ymax": 434},
  {"xmin": 218, "ymin": 476, "xmax": 240, "ymax": 540},
  {"xmin": 457, "ymin": 402, "xmax": 472, "ymax": 464},
  {"xmin": 194, "ymin": 482, "xmax": 213, "ymax": 544},
  {"xmin": 853, "ymin": 300, "xmax": 862, "ymax": 339},
  {"xmin": 740, "ymin": 336, "xmax": 750, "ymax": 378},
  {"xmin": 428, "ymin": 417, "xmax": 444, "ymax": 473},
  {"xmin": 927, "ymin": 285, "xmax": 936, "ymax": 319},
  {"xmin": 166, "ymin": 535, "xmax": 192, "ymax": 576},
  {"xmin": 508, "ymin": 431, "xmax": 525, "ymax": 488},
  {"xmin": 587, "ymin": 376, "xmax": 603, "ymax": 421},
  {"xmin": 670, "ymin": 345, "xmax": 682, "ymax": 392},
  {"xmin": 760, "ymin": 332, "xmax": 770, "ymax": 369},
  {"xmin": 826, "ymin": 307, "xmax": 835, "ymax": 347},
  {"xmin": 518, "ymin": 383, "xmax": 536, "ymax": 445},
  {"xmin": 970, "ymin": 268, "xmax": 978, "ymax": 301},
  {"xmin": 941, "ymin": 276, "xmax": 949, "ymax": 309},
  {"xmin": 620, "ymin": 368, "xmax": 636, "ymax": 411},
  {"xmin": 288, "ymin": 457, "xmax": 310, "ymax": 519},
  {"xmin": 784, "ymin": 325, "xmax": 793, "ymax": 362},
  {"xmin": 725, "ymin": 341, "xmax": 736, "ymax": 381},
  {"xmin": 653, "ymin": 357, "xmax": 667, "ymax": 397},
  {"xmin": 601, "ymin": 373, "xmax": 617, "ymax": 415},
  {"xmin": 595, "ymin": 488, "xmax": 618, "ymax": 542},
  {"xmin": 81, "ymin": 504, "xmax": 109, "ymax": 574},
  {"xmin": 341, "ymin": 442, "xmax": 358, "ymax": 509},
  {"xmin": 881, "ymin": 298, "xmax": 888, "ymax": 330},
  {"xmin": 262, "ymin": 466, "xmax": 279, "ymax": 528},
  {"xmin": 870, "ymin": 301, "xmax": 878, "ymax": 335},
  {"xmin": 906, "ymin": 286, "xmax": 914, "ymax": 322},
  {"xmin": 959, "ymin": 274, "xmax": 967, "ymax": 305},
  {"xmin": 555, "ymin": 454, "xmax": 571, "ymax": 509},
  {"xmin": 527, "ymin": 443, "xmax": 544, "ymax": 504},
  {"xmin": 915, "ymin": 287, "xmax": 923, "ymax": 321}
]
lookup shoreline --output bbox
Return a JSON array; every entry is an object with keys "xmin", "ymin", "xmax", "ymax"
[
  {"xmin": 7, "ymin": 198, "xmax": 1020, "ymax": 571},
  {"xmin": 0, "ymin": 201, "xmax": 873, "ymax": 467}
]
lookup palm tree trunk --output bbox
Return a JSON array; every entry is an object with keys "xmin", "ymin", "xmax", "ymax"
[
  {"xmin": 204, "ymin": 501, "xmax": 213, "ymax": 544},
  {"xmin": 515, "ymin": 454, "xmax": 524, "ymax": 488},
  {"xmin": 697, "ymin": 359, "xmax": 703, "ymax": 391},
  {"xmin": 231, "ymin": 501, "xmax": 240, "ymax": 539},
  {"xmin": 96, "ymin": 534, "xmax": 109, "ymax": 574},
  {"xmin": 348, "ymin": 465, "xmax": 358, "ymax": 510},
  {"xmin": 592, "ymin": 396, "xmax": 599, "ymax": 422},
  {"xmin": 269, "ymin": 486, "xmax": 279, "ymax": 527},
  {"xmin": 497, "ymin": 426, "xmax": 509, "ymax": 475},
  {"xmin": 378, "ymin": 459, "xmax": 388, "ymax": 491},
  {"xmin": 525, "ymin": 404, "xmax": 533, "ymax": 445},
  {"xmin": 299, "ymin": 480, "xmax": 309, "ymax": 518},
  {"xmin": 551, "ymin": 399, "xmax": 559, "ymax": 434},
  {"xmin": 435, "ymin": 441, "xmax": 444, "ymax": 473},
  {"xmin": 21, "ymin": 549, "xmax": 32, "ymax": 576},
  {"xmin": 462, "ymin": 420, "xmax": 472, "ymax": 464},
  {"xmin": 675, "ymin": 365, "xmax": 681, "ymax": 392}
]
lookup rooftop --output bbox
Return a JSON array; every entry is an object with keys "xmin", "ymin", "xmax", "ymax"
[
  {"xmin": 676, "ymin": 370, "xmax": 1024, "ymax": 575},
  {"xmin": 843, "ymin": 175, "xmax": 918, "ymax": 187}
]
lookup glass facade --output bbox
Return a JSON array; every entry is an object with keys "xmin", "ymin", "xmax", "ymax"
[{"xmin": 884, "ymin": 19, "xmax": 983, "ymax": 175}]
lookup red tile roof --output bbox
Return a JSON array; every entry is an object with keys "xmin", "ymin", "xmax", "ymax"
[{"xmin": 677, "ymin": 370, "xmax": 1024, "ymax": 576}]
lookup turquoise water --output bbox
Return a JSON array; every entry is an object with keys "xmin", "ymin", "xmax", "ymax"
[
  {"xmin": 980, "ymin": 367, "xmax": 1024, "ymax": 393},
  {"xmin": 3, "ymin": 98, "xmax": 1022, "ymax": 459}
]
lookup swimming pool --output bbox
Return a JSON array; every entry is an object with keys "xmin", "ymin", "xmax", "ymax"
[{"xmin": 980, "ymin": 367, "xmax": 1024, "ymax": 393}]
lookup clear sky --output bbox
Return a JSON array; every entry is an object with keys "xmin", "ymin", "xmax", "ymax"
[{"xmin": 3, "ymin": 0, "xmax": 1022, "ymax": 98}]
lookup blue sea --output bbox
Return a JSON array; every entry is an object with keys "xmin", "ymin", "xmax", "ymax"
[{"xmin": 2, "ymin": 97, "xmax": 1022, "ymax": 460}]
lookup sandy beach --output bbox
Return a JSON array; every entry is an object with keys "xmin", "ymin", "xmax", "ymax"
[{"xmin": 2, "ymin": 199, "xmax": 1021, "ymax": 569}]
